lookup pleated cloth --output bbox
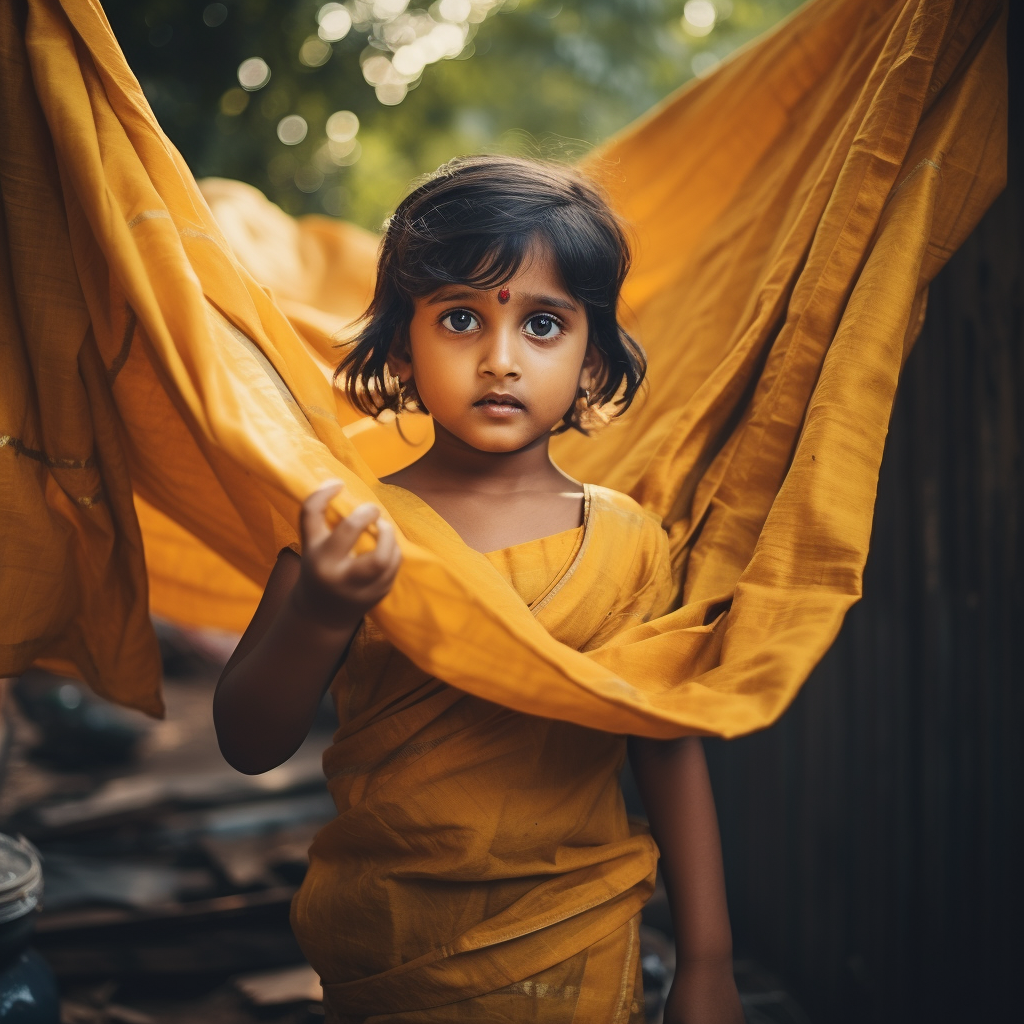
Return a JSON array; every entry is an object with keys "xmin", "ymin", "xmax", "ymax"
[{"xmin": 0, "ymin": 0, "xmax": 1007, "ymax": 737}]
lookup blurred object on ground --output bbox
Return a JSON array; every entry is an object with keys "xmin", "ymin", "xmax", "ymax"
[
  {"xmin": 58, "ymin": 975, "xmax": 325, "ymax": 1024},
  {"xmin": 734, "ymin": 961, "xmax": 815, "ymax": 1024},
  {"xmin": 640, "ymin": 924, "xmax": 675, "ymax": 1023},
  {"xmin": 0, "ymin": 831, "xmax": 60, "ymax": 1022},
  {"xmin": 12, "ymin": 675, "xmax": 148, "ymax": 770},
  {"xmin": 234, "ymin": 964, "xmax": 322, "ymax": 1006},
  {"xmin": 0, "ymin": 628, "xmax": 333, "ymax": 1024},
  {"xmin": 153, "ymin": 621, "xmax": 243, "ymax": 680}
]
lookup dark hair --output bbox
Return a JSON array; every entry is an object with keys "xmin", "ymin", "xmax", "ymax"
[{"xmin": 336, "ymin": 155, "xmax": 646, "ymax": 434}]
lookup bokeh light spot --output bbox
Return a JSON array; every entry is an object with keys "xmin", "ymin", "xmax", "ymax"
[
  {"xmin": 438, "ymin": 0, "xmax": 471, "ymax": 21},
  {"xmin": 299, "ymin": 35, "xmax": 333, "ymax": 67},
  {"xmin": 683, "ymin": 0, "xmax": 716, "ymax": 36},
  {"xmin": 316, "ymin": 138, "xmax": 362, "ymax": 169},
  {"xmin": 393, "ymin": 45, "xmax": 427, "ymax": 77},
  {"xmin": 277, "ymin": 114, "xmax": 309, "ymax": 145},
  {"xmin": 237, "ymin": 57, "xmax": 271, "ymax": 91},
  {"xmin": 295, "ymin": 166, "xmax": 326, "ymax": 193},
  {"xmin": 317, "ymin": 4, "xmax": 352, "ymax": 41},
  {"xmin": 219, "ymin": 88, "xmax": 250, "ymax": 116},
  {"xmin": 202, "ymin": 3, "xmax": 228, "ymax": 28},
  {"xmin": 329, "ymin": 139, "xmax": 362, "ymax": 165},
  {"xmin": 326, "ymin": 110, "xmax": 360, "ymax": 142},
  {"xmin": 373, "ymin": 0, "xmax": 410, "ymax": 18},
  {"xmin": 361, "ymin": 54, "xmax": 395, "ymax": 86},
  {"xmin": 432, "ymin": 22, "xmax": 469, "ymax": 58},
  {"xmin": 375, "ymin": 82, "xmax": 408, "ymax": 105}
]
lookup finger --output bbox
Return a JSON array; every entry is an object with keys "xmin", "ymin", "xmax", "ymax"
[
  {"xmin": 375, "ymin": 547, "xmax": 403, "ymax": 599},
  {"xmin": 344, "ymin": 546, "xmax": 394, "ymax": 585},
  {"xmin": 371, "ymin": 518, "xmax": 397, "ymax": 567},
  {"xmin": 323, "ymin": 503, "xmax": 381, "ymax": 559},
  {"xmin": 337, "ymin": 545, "xmax": 402, "ymax": 610},
  {"xmin": 347, "ymin": 533, "xmax": 402, "ymax": 588},
  {"xmin": 301, "ymin": 480, "xmax": 344, "ymax": 548},
  {"xmin": 382, "ymin": 544, "xmax": 403, "ymax": 587}
]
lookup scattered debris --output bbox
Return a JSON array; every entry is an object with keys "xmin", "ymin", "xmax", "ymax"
[
  {"xmin": 41, "ymin": 855, "xmax": 215, "ymax": 913},
  {"xmin": 234, "ymin": 964, "xmax": 322, "ymax": 1006},
  {"xmin": 62, "ymin": 1000, "xmax": 157, "ymax": 1024},
  {"xmin": 734, "ymin": 961, "xmax": 815, "ymax": 1024},
  {"xmin": 34, "ymin": 757, "xmax": 326, "ymax": 831},
  {"xmin": 0, "ymin": 635, "xmax": 337, "ymax": 1022},
  {"xmin": 640, "ymin": 924, "xmax": 676, "ymax": 1020},
  {"xmin": 13, "ymin": 674, "xmax": 148, "ymax": 770}
]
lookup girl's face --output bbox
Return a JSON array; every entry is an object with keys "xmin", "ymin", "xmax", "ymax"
[{"xmin": 392, "ymin": 243, "xmax": 598, "ymax": 453}]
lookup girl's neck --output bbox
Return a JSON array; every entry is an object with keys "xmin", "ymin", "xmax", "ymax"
[{"xmin": 394, "ymin": 423, "xmax": 577, "ymax": 496}]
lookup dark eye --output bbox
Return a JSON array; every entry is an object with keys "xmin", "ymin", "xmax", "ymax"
[
  {"xmin": 441, "ymin": 309, "xmax": 479, "ymax": 333},
  {"xmin": 524, "ymin": 315, "xmax": 562, "ymax": 339}
]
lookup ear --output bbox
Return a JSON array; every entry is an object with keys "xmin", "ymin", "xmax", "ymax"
[
  {"xmin": 386, "ymin": 338, "xmax": 413, "ymax": 384},
  {"xmin": 579, "ymin": 343, "xmax": 603, "ymax": 391}
]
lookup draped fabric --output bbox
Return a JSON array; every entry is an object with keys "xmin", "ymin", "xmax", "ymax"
[
  {"xmin": 0, "ymin": 0, "xmax": 1007, "ymax": 736},
  {"xmin": 296, "ymin": 486, "xmax": 668, "ymax": 1020}
]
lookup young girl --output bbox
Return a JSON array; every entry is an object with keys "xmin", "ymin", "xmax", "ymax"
[{"xmin": 214, "ymin": 157, "xmax": 744, "ymax": 1024}]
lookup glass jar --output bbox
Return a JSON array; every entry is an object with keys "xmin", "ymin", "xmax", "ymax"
[{"xmin": 0, "ymin": 834, "xmax": 59, "ymax": 1022}]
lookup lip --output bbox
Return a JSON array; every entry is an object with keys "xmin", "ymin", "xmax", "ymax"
[{"xmin": 473, "ymin": 391, "xmax": 526, "ymax": 417}]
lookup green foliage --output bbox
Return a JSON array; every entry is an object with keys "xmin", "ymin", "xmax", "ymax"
[{"xmin": 102, "ymin": 0, "xmax": 803, "ymax": 231}]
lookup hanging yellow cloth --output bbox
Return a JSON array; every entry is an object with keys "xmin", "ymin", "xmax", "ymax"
[{"xmin": 0, "ymin": 0, "xmax": 1007, "ymax": 736}]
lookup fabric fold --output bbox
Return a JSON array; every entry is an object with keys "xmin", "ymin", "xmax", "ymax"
[{"xmin": 0, "ymin": 0, "xmax": 1007, "ymax": 737}]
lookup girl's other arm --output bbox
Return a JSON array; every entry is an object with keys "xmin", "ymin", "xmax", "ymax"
[
  {"xmin": 214, "ymin": 484, "xmax": 401, "ymax": 775},
  {"xmin": 628, "ymin": 736, "xmax": 745, "ymax": 1024}
]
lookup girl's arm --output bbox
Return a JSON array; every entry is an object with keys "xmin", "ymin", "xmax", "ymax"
[
  {"xmin": 628, "ymin": 736, "xmax": 745, "ymax": 1024},
  {"xmin": 214, "ymin": 483, "xmax": 401, "ymax": 775}
]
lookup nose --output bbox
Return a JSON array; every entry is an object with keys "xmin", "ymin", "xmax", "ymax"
[{"xmin": 478, "ymin": 321, "xmax": 521, "ymax": 380}]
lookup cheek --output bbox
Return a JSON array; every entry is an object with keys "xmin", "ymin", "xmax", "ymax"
[
  {"xmin": 529, "ymin": 342, "xmax": 588, "ymax": 402},
  {"xmin": 407, "ymin": 336, "xmax": 470, "ymax": 404}
]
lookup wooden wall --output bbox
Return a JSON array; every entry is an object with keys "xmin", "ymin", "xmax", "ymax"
[{"xmin": 706, "ymin": 14, "xmax": 1022, "ymax": 1023}]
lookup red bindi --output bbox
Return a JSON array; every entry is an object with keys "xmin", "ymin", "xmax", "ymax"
[{"xmin": 497, "ymin": 287, "xmax": 510, "ymax": 304}]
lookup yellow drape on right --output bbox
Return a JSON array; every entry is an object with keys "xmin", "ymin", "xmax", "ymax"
[{"xmin": 0, "ymin": 0, "xmax": 1007, "ymax": 736}]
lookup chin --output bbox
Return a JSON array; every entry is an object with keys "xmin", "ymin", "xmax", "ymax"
[
  {"xmin": 454, "ymin": 426, "xmax": 534, "ymax": 453},
  {"xmin": 468, "ymin": 436, "xmax": 529, "ymax": 453}
]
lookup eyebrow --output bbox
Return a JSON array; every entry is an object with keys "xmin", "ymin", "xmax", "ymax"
[{"xmin": 426, "ymin": 289, "xmax": 578, "ymax": 312}]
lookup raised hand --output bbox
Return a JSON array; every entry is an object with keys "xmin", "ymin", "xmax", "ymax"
[{"xmin": 293, "ymin": 481, "xmax": 402, "ymax": 629}]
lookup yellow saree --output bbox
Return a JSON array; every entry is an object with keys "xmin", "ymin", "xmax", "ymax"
[{"xmin": 298, "ymin": 486, "xmax": 669, "ymax": 1021}]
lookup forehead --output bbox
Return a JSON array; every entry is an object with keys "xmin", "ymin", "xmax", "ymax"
[
  {"xmin": 509, "ymin": 243, "xmax": 564, "ymax": 289},
  {"xmin": 423, "ymin": 238, "xmax": 569, "ymax": 299}
]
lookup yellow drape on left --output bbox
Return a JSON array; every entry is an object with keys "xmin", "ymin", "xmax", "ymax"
[{"xmin": 0, "ymin": 0, "xmax": 1007, "ymax": 737}]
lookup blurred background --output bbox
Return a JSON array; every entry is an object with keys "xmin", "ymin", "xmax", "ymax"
[{"xmin": 100, "ymin": 0, "xmax": 802, "ymax": 229}]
